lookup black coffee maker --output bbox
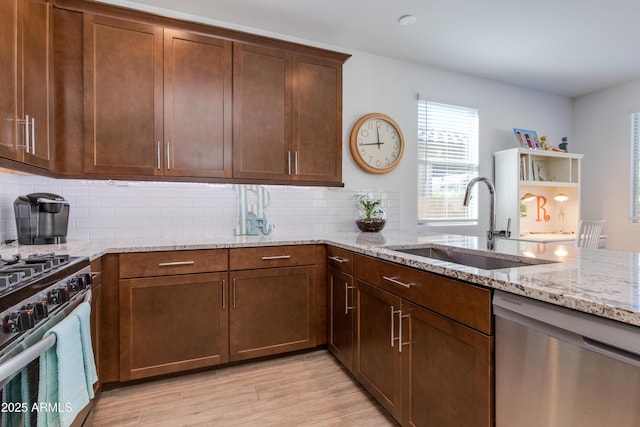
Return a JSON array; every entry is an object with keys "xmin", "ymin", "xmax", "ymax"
[{"xmin": 14, "ymin": 193, "xmax": 70, "ymax": 245}]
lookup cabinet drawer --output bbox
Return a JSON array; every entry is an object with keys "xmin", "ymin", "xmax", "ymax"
[
  {"xmin": 229, "ymin": 245, "xmax": 317, "ymax": 270},
  {"xmin": 119, "ymin": 250, "xmax": 228, "ymax": 278},
  {"xmin": 353, "ymin": 254, "xmax": 492, "ymax": 334},
  {"xmin": 327, "ymin": 246, "xmax": 353, "ymax": 275}
]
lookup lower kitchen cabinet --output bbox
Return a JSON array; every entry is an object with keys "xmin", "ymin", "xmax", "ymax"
[
  {"xmin": 118, "ymin": 250, "xmax": 229, "ymax": 381},
  {"xmin": 354, "ymin": 279, "xmax": 493, "ymax": 426},
  {"xmin": 228, "ymin": 245, "xmax": 322, "ymax": 362},
  {"xmin": 119, "ymin": 272, "xmax": 229, "ymax": 380},
  {"xmin": 229, "ymin": 266, "xmax": 316, "ymax": 361},
  {"xmin": 401, "ymin": 300, "xmax": 492, "ymax": 427},
  {"xmin": 112, "ymin": 247, "xmax": 323, "ymax": 382},
  {"xmin": 324, "ymin": 253, "xmax": 495, "ymax": 426},
  {"xmin": 355, "ymin": 279, "xmax": 403, "ymax": 420},
  {"xmin": 328, "ymin": 267, "xmax": 355, "ymax": 371}
]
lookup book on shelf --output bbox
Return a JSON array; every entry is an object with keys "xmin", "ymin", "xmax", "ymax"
[{"xmin": 520, "ymin": 156, "xmax": 528, "ymax": 180}]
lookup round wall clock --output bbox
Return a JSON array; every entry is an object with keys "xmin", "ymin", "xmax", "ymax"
[{"xmin": 349, "ymin": 113, "xmax": 405, "ymax": 174}]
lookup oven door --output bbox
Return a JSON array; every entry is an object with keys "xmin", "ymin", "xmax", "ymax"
[{"xmin": 0, "ymin": 286, "xmax": 94, "ymax": 427}]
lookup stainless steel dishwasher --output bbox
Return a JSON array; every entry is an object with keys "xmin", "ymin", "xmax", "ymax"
[{"xmin": 493, "ymin": 290, "xmax": 640, "ymax": 427}]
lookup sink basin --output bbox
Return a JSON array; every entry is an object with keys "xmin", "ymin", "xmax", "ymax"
[{"xmin": 391, "ymin": 246, "xmax": 555, "ymax": 270}]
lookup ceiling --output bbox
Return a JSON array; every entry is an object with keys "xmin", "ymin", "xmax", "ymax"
[{"xmin": 114, "ymin": 0, "xmax": 640, "ymax": 98}]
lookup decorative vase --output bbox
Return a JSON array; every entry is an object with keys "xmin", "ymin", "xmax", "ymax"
[{"xmin": 355, "ymin": 204, "xmax": 387, "ymax": 232}]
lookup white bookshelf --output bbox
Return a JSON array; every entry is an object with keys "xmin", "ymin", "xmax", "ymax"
[{"xmin": 494, "ymin": 148, "xmax": 584, "ymax": 240}]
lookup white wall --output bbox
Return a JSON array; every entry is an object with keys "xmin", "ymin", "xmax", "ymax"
[
  {"xmin": 574, "ymin": 79, "xmax": 640, "ymax": 251},
  {"xmin": 0, "ymin": 1, "xmax": 576, "ymax": 245},
  {"xmin": 342, "ymin": 51, "xmax": 573, "ymax": 237}
]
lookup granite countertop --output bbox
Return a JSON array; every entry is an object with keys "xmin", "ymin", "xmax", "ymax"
[{"xmin": 2, "ymin": 230, "xmax": 639, "ymax": 327}]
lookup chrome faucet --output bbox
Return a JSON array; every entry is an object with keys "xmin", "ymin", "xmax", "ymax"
[{"xmin": 463, "ymin": 177, "xmax": 511, "ymax": 250}]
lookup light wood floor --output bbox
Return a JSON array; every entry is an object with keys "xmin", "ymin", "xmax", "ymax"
[{"xmin": 85, "ymin": 350, "xmax": 398, "ymax": 426}]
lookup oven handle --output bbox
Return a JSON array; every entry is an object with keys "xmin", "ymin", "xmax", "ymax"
[{"xmin": 0, "ymin": 289, "xmax": 92, "ymax": 387}]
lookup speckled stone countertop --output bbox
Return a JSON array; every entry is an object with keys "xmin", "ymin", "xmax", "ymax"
[{"xmin": 2, "ymin": 230, "xmax": 639, "ymax": 327}]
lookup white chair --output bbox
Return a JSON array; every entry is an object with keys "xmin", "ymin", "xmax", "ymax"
[{"xmin": 575, "ymin": 220, "xmax": 604, "ymax": 248}]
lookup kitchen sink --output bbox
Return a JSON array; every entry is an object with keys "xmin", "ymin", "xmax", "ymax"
[{"xmin": 390, "ymin": 246, "xmax": 555, "ymax": 270}]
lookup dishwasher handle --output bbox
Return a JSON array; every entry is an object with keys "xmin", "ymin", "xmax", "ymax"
[
  {"xmin": 494, "ymin": 290, "xmax": 640, "ymax": 368},
  {"xmin": 582, "ymin": 337, "xmax": 640, "ymax": 368}
]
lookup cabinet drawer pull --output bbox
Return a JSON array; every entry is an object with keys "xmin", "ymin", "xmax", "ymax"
[
  {"xmin": 261, "ymin": 255, "xmax": 291, "ymax": 260},
  {"xmin": 158, "ymin": 261, "xmax": 195, "ymax": 267},
  {"xmin": 157, "ymin": 141, "xmax": 161, "ymax": 169},
  {"xmin": 328, "ymin": 256, "xmax": 349, "ymax": 263},
  {"xmin": 383, "ymin": 276, "xmax": 413, "ymax": 288}
]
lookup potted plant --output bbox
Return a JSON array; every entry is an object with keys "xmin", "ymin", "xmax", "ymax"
[{"xmin": 354, "ymin": 195, "xmax": 387, "ymax": 232}]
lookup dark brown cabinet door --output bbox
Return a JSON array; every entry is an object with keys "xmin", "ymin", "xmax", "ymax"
[
  {"xmin": 119, "ymin": 272, "xmax": 229, "ymax": 380},
  {"xmin": 402, "ymin": 300, "xmax": 493, "ymax": 427},
  {"xmin": 229, "ymin": 266, "xmax": 316, "ymax": 361},
  {"xmin": 0, "ymin": 0, "xmax": 51, "ymax": 166},
  {"xmin": 0, "ymin": 0, "xmax": 18, "ymax": 161},
  {"xmin": 20, "ymin": 0, "xmax": 51, "ymax": 168},
  {"xmin": 233, "ymin": 43, "xmax": 292, "ymax": 181},
  {"xmin": 355, "ymin": 279, "xmax": 403, "ymax": 421},
  {"xmin": 328, "ymin": 268, "xmax": 355, "ymax": 371},
  {"xmin": 83, "ymin": 14, "xmax": 163, "ymax": 176},
  {"xmin": 292, "ymin": 55, "xmax": 342, "ymax": 183},
  {"xmin": 163, "ymin": 29, "xmax": 232, "ymax": 178}
]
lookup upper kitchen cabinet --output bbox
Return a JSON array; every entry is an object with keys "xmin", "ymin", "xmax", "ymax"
[
  {"xmin": 83, "ymin": 14, "xmax": 163, "ymax": 176},
  {"xmin": 53, "ymin": 0, "xmax": 349, "ymax": 184},
  {"xmin": 163, "ymin": 30, "xmax": 232, "ymax": 178},
  {"xmin": 82, "ymin": 15, "xmax": 232, "ymax": 178},
  {"xmin": 233, "ymin": 44, "xmax": 291, "ymax": 181},
  {"xmin": 0, "ymin": 0, "xmax": 52, "ymax": 169},
  {"xmin": 292, "ymin": 55, "xmax": 343, "ymax": 183},
  {"xmin": 233, "ymin": 43, "xmax": 345, "ymax": 185}
]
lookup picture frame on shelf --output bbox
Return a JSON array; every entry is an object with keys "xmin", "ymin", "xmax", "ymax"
[
  {"xmin": 513, "ymin": 128, "xmax": 541, "ymax": 149},
  {"xmin": 532, "ymin": 159, "xmax": 546, "ymax": 181}
]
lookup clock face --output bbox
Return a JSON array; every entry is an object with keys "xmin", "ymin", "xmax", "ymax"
[{"xmin": 350, "ymin": 113, "xmax": 405, "ymax": 174}]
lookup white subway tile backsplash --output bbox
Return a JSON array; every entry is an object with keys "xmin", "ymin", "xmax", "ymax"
[{"xmin": 0, "ymin": 172, "xmax": 400, "ymax": 242}]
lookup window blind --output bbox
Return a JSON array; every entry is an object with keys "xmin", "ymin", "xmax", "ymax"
[
  {"xmin": 418, "ymin": 100, "xmax": 479, "ymax": 223},
  {"xmin": 631, "ymin": 112, "xmax": 640, "ymax": 223}
]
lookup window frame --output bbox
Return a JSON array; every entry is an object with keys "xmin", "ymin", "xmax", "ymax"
[
  {"xmin": 417, "ymin": 100, "xmax": 479, "ymax": 225},
  {"xmin": 631, "ymin": 112, "xmax": 640, "ymax": 223}
]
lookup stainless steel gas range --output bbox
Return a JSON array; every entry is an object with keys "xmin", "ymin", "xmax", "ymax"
[
  {"xmin": 0, "ymin": 251, "xmax": 95, "ymax": 427},
  {"xmin": 0, "ymin": 253, "xmax": 91, "ymax": 352}
]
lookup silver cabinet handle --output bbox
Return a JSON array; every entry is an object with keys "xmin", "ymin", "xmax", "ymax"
[
  {"xmin": 24, "ymin": 115, "xmax": 30, "ymax": 153},
  {"xmin": 30, "ymin": 117, "xmax": 35, "ymax": 155},
  {"xmin": 294, "ymin": 151, "xmax": 299, "ymax": 175},
  {"xmin": 232, "ymin": 278, "xmax": 237, "ymax": 308},
  {"xmin": 383, "ymin": 276, "xmax": 414, "ymax": 288},
  {"xmin": 261, "ymin": 255, "xmax": 291, "ymax": 260},
  {"xmin": 390, "ymin": 305, "xmax": 398, "ymax": 347},
  {"xmin": 345, "ymin": 282, "xmax": 354, "ymax": 315},
  {"xmin": 166, "ymin": 141, "xmax": 171, "ymax": 170},
  {"xmin": 221, "ymin": 279, "xmax": 226, "ymax": 310},
  {"xmin": 157, "ymin": 141, "xmax": 161, "ymax": 169},
  {"xmin": 158, "ymin": 261, "xmax": 195, "ymax": 267},
  {"xmin": 398, "ymin": 311, "xmax": 410, "ymax": 353},
  {"xmin": 328, "ymin": 256, "xmax": 349, "ymax": 263},
  {"xmin": 390, "ymin": 306, "xmax": 409, "ymax": 352},
  {"xmin": 287, "ymin": 151, "xmax": 292, "ymax": 175}
]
